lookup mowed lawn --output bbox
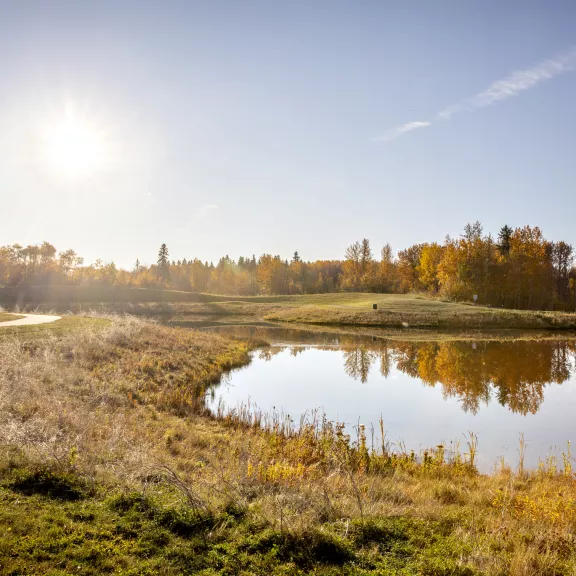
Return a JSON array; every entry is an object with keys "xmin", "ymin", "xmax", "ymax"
[
  {"xmin": 255, "ymin": 293, "xmax": 576, "ymax": 329},
  {"xmin": 154, "ymin": 291, "xmax": 495, "ymax": 313},
  {"xmin": 245, "ymin": 292, "xmax": 481, "ymax": 311}
]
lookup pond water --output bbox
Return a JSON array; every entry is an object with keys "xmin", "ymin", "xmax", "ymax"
[{"xmin": 204, "ymin": 325, "xmax": 576, "ymax": 472}]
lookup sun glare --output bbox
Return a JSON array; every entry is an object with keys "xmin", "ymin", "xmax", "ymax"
[{"xmin": 41, "ymin": 105, "xmax": 112, "ymax": 179}]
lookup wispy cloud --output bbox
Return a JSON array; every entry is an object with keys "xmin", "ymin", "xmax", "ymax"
[
  {"xmin": 373, "ymin": 121, "xmax": 432, "ymax": 142},
  {"xmin": 437, "ymin": 103, "xmax": 465, "ymax": 121},
  {"xmin": 374, "ymin": 46, "xmax": 576, "ymax": 142},
  {"xmin": 469, "ymin": 49, "xmax": 576, "ymax": 109}
]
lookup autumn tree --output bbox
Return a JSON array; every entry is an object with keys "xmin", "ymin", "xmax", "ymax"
[
  {"xmin": 257, "ymin": 255, "xmax": 288, "ymax": 294},
  {"xmin": 59, "ymin": 249, "xmax": 84, "ymax": 278},
  {"xmin": 343, "ymin": 241, "xmax": 362, "ymax": 291},
  {"xmin": 343, "ymin": 239, "xmax": 375, "ymax": 291},
  {"xmin": 378, "ymin": 243, "xmax": 397, "ymax": 292},
  {"xmin": 551, "ymin": 241, "xmax": 573, "ymax": 306},
  {"xmin": 417, "ymin": 243, "xmax": 443, "ymax": 292},
  {"xmin": 397, "ymin": 244, "xmax": 424, "ymax": 292}
]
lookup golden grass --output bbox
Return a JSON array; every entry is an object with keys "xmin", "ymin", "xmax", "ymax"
[
  {"xmin": 0, "ymin": 312, "xmax": 23, "ymax": 322},
  {"xmin": 1, "ymin": 316, "xmax": 576, "ymax": 574},
  {"xmin": 0, "ymin": 315, "xmax": 109, "ymax": 340}
]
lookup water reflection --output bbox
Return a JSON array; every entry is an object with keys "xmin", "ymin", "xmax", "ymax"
[{"xmin": 205, "ymin": 325, "xmax": 576, "ymax": 417}]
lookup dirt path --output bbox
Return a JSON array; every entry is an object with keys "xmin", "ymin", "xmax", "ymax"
[{"xmin": 0, "ymin": 314, "xmax": 62, "ymax": 327}]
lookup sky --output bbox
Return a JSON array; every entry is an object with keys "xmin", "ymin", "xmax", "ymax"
[{"xmin": 1, "ymin": 0, "xmax": 576, "ymax": 268}]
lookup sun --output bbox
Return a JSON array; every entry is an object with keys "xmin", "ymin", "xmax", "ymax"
[{"xmin": 41, "ymin": 104, "xmax": 112, "ymax": 179}]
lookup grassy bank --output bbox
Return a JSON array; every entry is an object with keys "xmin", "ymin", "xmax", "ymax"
[
  {"xmin": 0, "ymin": 312, "xmax": 23, "ymax": 322},
  {"xmin": 1, "ymin": 316, "xmax": 575, "ymax": 574},
  {"xmin": 0, "ymin": 315, "xmax": 109, "ymax": 339}
]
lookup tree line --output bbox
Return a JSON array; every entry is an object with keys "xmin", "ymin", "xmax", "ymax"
[{"xmin": 1, "ymin": 222, "xmax": 575, "ymax": 310}]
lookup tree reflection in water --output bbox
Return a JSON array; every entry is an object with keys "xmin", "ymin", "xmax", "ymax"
[
  {"xmin": 204, "ymin": 325, "xmax": 576, "ymax": 416},
  {"xmin": 343, "ymin": 339, "xmax": 576, "ymax": 415}
]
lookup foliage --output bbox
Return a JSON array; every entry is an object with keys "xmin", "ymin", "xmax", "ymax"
[{"xmin": 1, "ymin": 221, "xmax": 575, "ymax": 310}]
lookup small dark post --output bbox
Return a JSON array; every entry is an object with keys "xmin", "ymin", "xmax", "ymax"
[{"xmin": 373, "ymin": 303, "xmax": 378, "ymax": 310}]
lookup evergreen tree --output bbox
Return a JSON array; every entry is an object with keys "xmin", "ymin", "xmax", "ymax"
[
  {"xmin": 134, "ymin": 259, "xmax": 141, "ymax": 272},
  {"xmin": 498, "ymin": 225, "xmax": 513, "ymax": 256},
  {"xmin": 293, "ymin": 251, "xmax": 301, "ymax": 262},
  {"xmin": 157, "ymin": 244, "xmax": 170, "ymax": 281}
]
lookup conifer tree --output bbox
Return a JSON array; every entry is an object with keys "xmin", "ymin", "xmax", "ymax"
[
  {"xmin": 157, "ymin": 244, "xmax": 170, "ymax": 281},
  {"xmin": 498, "ymin": 225, "xmax": 513, "ymax": 256}
]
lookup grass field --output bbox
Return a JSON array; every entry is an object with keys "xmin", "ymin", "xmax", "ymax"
[
  {"xmin": 0, "ymin": 312, "xmax": 23, "ymax": 322},
  {"xmin": 65, "ymin": 292, "xmax": 576, "ymax": 331},
  {"xmin": 0, "ymin": 315, "xmax": 109, "ymax": 339},
  {"xmin": 1, "ymin": 315, "xmax": 576, "ymax": 574},
  {"xmin": 263, "ymin": 297, "xmax": 576, "ymax": 329},
  {"xmin": 3, "ymin": 286, "xmax": 576, "ymax": 330}
]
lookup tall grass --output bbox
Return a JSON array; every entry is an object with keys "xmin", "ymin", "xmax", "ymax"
[
  {"xmin": 213, "ymin": 400, "xmax": 479, "ymax": 478},
  {"xmin": 1, "ymin": 315, "xmax": 576, "ymax": 575}
]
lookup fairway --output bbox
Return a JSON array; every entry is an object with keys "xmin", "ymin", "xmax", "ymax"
[
  {"xmin": 3, "ymin": 288, "xmax": 576, "ymax": 330},
  {"xmin": 156, "ymin": 292, "xmax": 576, "ymax": 330},
  {"xmin": 244, "ymin": 292, "xmax": 484, "ymax": 311}
]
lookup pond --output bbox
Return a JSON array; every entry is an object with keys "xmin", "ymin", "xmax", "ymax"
[{"xmin": 203, "ymin": 325, "xmax": 576, "ymax": 472}]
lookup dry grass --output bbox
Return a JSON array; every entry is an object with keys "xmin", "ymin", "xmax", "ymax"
[
  {"xmin": 1, "ymin": 316, "xmax": 575, "ymax": 574},
  {"xmin": 0, "ymin": 312, "xmax": 23, "ymax": 322}
]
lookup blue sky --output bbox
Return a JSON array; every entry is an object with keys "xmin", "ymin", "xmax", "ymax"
[{"xmin": 1, "ymin": 1, "xmax": 576, "ymax": 267}]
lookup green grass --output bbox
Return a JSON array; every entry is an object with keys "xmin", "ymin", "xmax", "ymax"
[
  {"xmin": 261, "ymin": 293, "xmax": 576, "ymax": 330},
  {"xmin": 0, "ymin": 315, "xmax": 110, "ymax": 339},
  {"xmin": 0, "ymin": 464, "xmax": 497, "ymax": 576},
  {"xmin": 77, "ymin": 293, "xmax": 576, "ymax": 331},
  {"xmin": 0, "ymin": 312, "xmax": 23, "ymax": 322}
]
